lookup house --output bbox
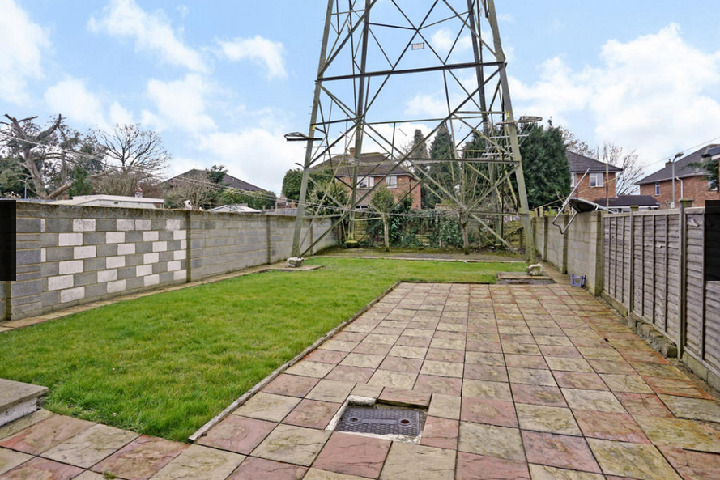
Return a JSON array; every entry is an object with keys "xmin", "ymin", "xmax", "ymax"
[
  {"xmin": 637, "ymin": 145, "xmax": 720, "ymax": 208},
  {"xmin": 567, "ymin": 151, "xmax": 623, "ymax": 202},
  {"xmin": 591, "ymin": 195, "xmax": 659, "ymax": 213},
  {"xmin": 166, "ymin": 169, "xmax": 264, "ymax": 193},
  {"xmin": 314, "ymin": 148, "xmax": 422, "ymax": 210}
]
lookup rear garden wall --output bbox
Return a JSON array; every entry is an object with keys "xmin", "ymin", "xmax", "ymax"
[{"xmin": 9, "ymin": 202, "xmax": 336, "ymax": 321}]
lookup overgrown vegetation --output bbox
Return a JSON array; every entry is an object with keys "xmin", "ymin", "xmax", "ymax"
[{"xmin": 0, "ymin": 257, "xmax": 523, "ymax": 441}]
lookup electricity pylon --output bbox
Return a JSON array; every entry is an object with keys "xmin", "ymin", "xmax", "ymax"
[{"xmin": 290, "ymin": 0, "xmax": 535, "ymax": 262}]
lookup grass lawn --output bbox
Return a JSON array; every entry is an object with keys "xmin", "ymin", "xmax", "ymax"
[{"xmin": 0, "ymin": 257, "xmax": 523, "ymax": 441}]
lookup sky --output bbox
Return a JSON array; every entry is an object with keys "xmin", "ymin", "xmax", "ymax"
[{"xmin": 1, "ymin": 0, "xmax": 719, "ymax": 194}]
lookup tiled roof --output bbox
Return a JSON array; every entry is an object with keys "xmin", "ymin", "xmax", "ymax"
[
  {"xmin": 591, "ymin": 195, "xmax": 659, "ymax": 207},
  {"xmin": 567, "ymin": 151, "xmax": 623, "ymax": 173},
  {"xmin": 168, "ymin": 170, "xmax": 263, "ymax": 191},
  {"xmin": 705, "ymin": 146, "xmax": 720, "ymax": 157},
  {"xmin": 314, "ymin": 152, "xmax": 414, "ymax": 177},
  {"xmin": 637, "ymin": 145, "xmax": 719, "ymax": 185}
]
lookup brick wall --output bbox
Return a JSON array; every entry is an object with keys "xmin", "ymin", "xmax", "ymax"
[
  {"xmin": 640, "ymin": 176, "xmax": 720, "ymax": 208},
  {"xmin": 8, "ymin": 202, "xmax": 336, "ymax": 321},
  {"xmin": 573, "ymin": 172, "xmax": 618, "ymax": 202},
  {"xmin": 337, "ymin": 175, "xmax": 422, "ymax": 210}
]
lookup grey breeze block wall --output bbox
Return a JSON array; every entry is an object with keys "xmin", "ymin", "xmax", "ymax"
[
  {"xmin": 10, "ymin": 202, "xmax": 336, "ymax": 321},
  {"xmin": 533, "ymin": 212, "xmax": 604, "ymax": 295}
]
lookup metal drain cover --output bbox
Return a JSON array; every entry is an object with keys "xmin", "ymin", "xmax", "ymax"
[{"xmin": 337, "ymin": 406, "xmax": 421, "ymax": 436}]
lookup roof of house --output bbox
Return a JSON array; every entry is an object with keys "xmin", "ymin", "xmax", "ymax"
[
  {"xmin": 314, "ymin": 152, "xmax": 414, "ymax": 178},
  {"xmin": 638, "ymin": 145, "xmax": 719, "ymax": 185},
  {"xmin": 167, "ymin": 170, "xmax": 263, "ymax": 191},
  {"xmin": 704, "ymin": 146, "xmax": 720, "ymax": 158},
  {"xmin": 592, "ymin": 195, "xmax": 659, "ymax": 208},
  {"xmin": 567, "ymin": 151, "xmax": 623, "ymax": 174}
]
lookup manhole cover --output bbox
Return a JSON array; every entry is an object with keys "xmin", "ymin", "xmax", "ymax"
[{"xmin": 337, "ymin": 406, "xmax": 421, "ymax": 436}]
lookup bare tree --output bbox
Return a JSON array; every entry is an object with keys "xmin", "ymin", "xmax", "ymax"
[
  {"xmin": 601, "ymin": 142, "xmax": 642, "ymax": 195},
  {"xmin": 166, "ymin": 171, "xmax": 215, "ymax": 209},
  {"xmin": 1, "ymin": 114, "xmax": 68, "ymax": 199},
  {"xmin": 95, "ymin": 124, "xmax": 170, "ymax": 196},
  {"xmin": 559, "ymin": 126, "xmax": 596, "ymax": 158}
]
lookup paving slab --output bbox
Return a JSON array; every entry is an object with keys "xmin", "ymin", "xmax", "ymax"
[
  {"xmin": 587, "ymin": 438, "xmax": 681, "ymax": 480},
  {"xmin": 312, "ymin": 432, "xmax": 390, "ymax": 478},
  {"xmin": 0, "ymin": 448, "xmax": 32, "ymax": 475},
  {"xmin": 91, "ymin": 435, "xmax": 187, "ymax": 480},
  {"xmin": 4, "ymin": 277, "xmax": 720, "ymax": 480},
  {"xmin": 228, "ymin": 457, "xmax": 307, "ymax": 480},
  {"xmin": 197, "ymin": 415, "xmax": 275, "ymax": 455},
  {"xmin": 42, "ymin": 423, "xmax": 138, "ymax": 468},
  {"xmin": 379, "ymin": 443, "xmax": 455, "ymax": 480},
  {"xmin": 252, "ymin": 424, "xmax": 330, "ymax": 466},
  {"xmin": 150, "ymin": 444, "xmax": 243, "ymax": 480}
]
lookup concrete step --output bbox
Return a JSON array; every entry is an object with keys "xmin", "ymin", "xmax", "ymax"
[{"xmin": 0, "ymin": 379, "xmax": 48, "ymax": 427}]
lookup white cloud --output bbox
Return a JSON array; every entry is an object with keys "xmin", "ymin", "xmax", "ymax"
[
  {"xmin": 109, "ymin": 101, "xmax": 134, "ymax": 125},
  {"xmin": 430, "ymin": 29, "xmax": 472, "ymax": 54},
  {"xmin": 405, "ymin": 94, "xmax": 450, "ymax": 118},
  {"xmin": 218, "ymin": 36, "xmax": 287, "ymax": 79},
  {"xmin": 512, "ymin": 24, "xmax": 720, "ymax": 167},
  {"xmin": 89, "ymin": 0, "xmax": 207, "ymax": 72},
  {"xmin": 0, "ymin": 0, "xmax": 49, "ymax": 104},
  {"xmin": 198, "ymin": 128, "xmax": 301, "ymax": 193},
  {"xmin": 143, "ymin": 74, "xmax": 216, "ymax": 132},
  {"xmin": 44, "ymin": 79, "xmax": 108, "ymax": 129}
]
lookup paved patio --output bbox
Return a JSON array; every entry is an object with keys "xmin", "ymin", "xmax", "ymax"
[{"xmin": 1, "ymin": 280, "xmax": 720, "ymax": 479}]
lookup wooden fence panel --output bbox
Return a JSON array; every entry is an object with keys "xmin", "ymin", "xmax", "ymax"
[
  {"xmin": 706, "ymin": 282, "xmax": 720, "ymax": 369},
  {"xmin": 666, "ymin": 215, "xmax": 681, "ymax": 339},
  {"xmin": 686, "ymin": 213, "xmax": 705, "ymax": 356}
]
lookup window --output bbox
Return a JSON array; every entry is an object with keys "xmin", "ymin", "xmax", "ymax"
[
  {"xmin": 710, "ymin": 180, "xmax": 719, "ymax": 191},
  {"xmin": 358, "ymin": 176, "xmax": 374, "ymax": 188},
  {"xmin": 589, "ymin": 173, "xmax": 604, "ymax": 187},
  {"xmin": 571, "ymin": 173, "xmax": 578, "ymax": 187},
  {"xmin": 655, "ymin": 183, "xmax": 660, "ymax": 196},
  {"xmin": 385, "ymin": 175, "xmax": 398, "ymax": 189}
]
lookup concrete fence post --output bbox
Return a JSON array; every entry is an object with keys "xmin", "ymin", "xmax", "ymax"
[
  {"xmin": 185, "ymin": 210, "xmax": 192, "ymax": 283},
  {"xmin": 543, "ymin": 216, "xmax": 549, "ymax": 261},
  {"xmin": 562, "ymin": 216, "xmax": 569, "ymax": 274},
  {"xmin": 679, "ymin": 199, "xmax": 692, "ymax": 358},
  {"xmin": 265, "ymin": 215, "xmax": 273, "ymax": 265},
  {"xmin": 628, "ymin": 206, "xmax": 638, "ymax": 315}
]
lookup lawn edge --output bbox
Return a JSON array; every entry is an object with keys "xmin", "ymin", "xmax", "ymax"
[{"xmin": 188, "ymin": 280, "xmax": 404, "ymax": 443}]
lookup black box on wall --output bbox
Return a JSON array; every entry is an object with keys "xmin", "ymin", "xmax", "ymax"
[
  {"xmin": 0, "ymin": 200, "xmax": 16, "ymax": 282},
  {"xmin": 707, "ymin": 200, "xmax": 720, "ymax": 282}
]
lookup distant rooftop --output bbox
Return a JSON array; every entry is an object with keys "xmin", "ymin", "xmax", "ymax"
[
  {"xmin": 638, "ymin": 145, "xmax": 719, "ymax": 185},
  {"xmin": 567, "ymin": 151, "xmax": 623, "ymax": 174},
  {"xmin": 167, "ymin": 170, "xmax": 264, "ymax": 192}
]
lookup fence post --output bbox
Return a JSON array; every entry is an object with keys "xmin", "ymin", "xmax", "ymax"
[
  {"xmin": 679, "ymin": 199, "xmax": 692, "ymax": 359},
  {"xmin": 628, "ymin": 206, "xmax": 638, "ymax": 316},
  {"xmin": 543, "ymin": 216, "xmax": 549, "ymax": 261},
  {"xmin": 265, "ymin": 214, "xmax": 273, "ymax": 264},
  {"xmin": 562, "ymin": 216, "xmax": 569, "ymax": 274},
  {"xmin": 185, "ymin": 210, "xmax": 192, "ymax": 283}
]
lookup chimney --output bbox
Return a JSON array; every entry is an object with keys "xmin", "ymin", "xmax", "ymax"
[{"xmin": 349, "ymin": 147, "xmax": 356, "ymax": 157}]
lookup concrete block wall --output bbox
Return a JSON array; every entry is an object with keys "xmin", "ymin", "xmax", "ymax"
[
  {"xmin": 7, "ymin": 202, "xmax": 337, "ymax": 321},
  {"xmin": 189, "ymin": 212, "xmax": 267, "ymax": 279},
  {"xmin": 546, "ymin": 218, "xmax": 567, "ymax": 272},
  {"xmin": 566, "ymin": 211, "xmax": 603, "ymax": 295},
  {"xmin": 13, "ymin": 202, "xmax": 188, "ymax": 319},
  {"xmin": 533, "ymin": 212, "xmax": 603, "ymax": 295}
]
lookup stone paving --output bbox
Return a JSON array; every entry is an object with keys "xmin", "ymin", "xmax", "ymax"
[{"xmin": 1, "ymin": 281, "xmax": 720, "ymax": 479}]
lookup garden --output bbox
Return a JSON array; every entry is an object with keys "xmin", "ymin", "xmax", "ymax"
[{"xmin": 0, "ymin": 256, "xmax": 523, "ymax": 441}]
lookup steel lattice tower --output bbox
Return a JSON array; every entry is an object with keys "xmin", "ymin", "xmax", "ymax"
[{"xmin": 290, "ymin": 0, "xmax": 535, "ymax": 261}]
